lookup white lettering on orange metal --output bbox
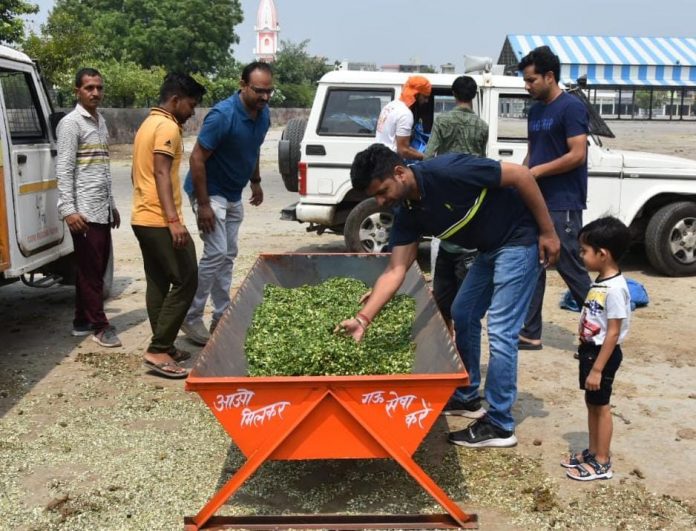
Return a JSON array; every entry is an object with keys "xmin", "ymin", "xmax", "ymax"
[
  {"xmin": 361, "ymin": 391, "xmax": 385, "ymax": 404},
  {"xmin": 404, "ymin": 399, "xmax": 433, "ymax": 429},
  {"xmin": 213, "ymin": 388, "xmax": 255, "ymax": 412},
  {"xmin": 240, "ymin": 401, "xmax": 291, "ymax": 427},
  {"xmin": 385, "ymin": 392, "xmax": 417, "ymax": 417}
]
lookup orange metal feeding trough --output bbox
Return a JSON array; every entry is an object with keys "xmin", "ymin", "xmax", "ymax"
[{"xmin": 184, "ymin": 253, "xmax": 477, "ymax": 529}]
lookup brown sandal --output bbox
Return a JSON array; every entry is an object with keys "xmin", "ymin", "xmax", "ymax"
[
  {"xmin": 169, "ymin": 348, "xmax": 191, "ymax": 362},
  {"xmin": 143, "ymin": 360, "xmax": 189, "ymax": 379}
]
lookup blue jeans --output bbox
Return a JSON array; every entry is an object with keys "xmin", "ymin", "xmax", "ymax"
[
  {"xmin": 185, "ymin": 195, "xmax": 244, "ymax": 324},
  {"xmin": 521, "ymin": 210, "xmax": 591, "ymax": 340},
  {"xmin": 451, "ymin": 244, "xmax": 540, "ymax": 432}
]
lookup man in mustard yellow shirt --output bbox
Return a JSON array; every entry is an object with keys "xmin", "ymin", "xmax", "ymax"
[{"xmin": 131, "ymin": 73, "xmax": 206, "ymax": 378}]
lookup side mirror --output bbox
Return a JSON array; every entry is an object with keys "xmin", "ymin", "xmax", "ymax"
[{"xmin": 49, "ymin": 111, "xmax": 66, "ymax": 139}]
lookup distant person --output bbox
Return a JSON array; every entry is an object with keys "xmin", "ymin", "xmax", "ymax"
[
  {"xmin": 181, "ymin": 61, "xmax": 272, "ymax": 345},
  {"xmin": 424, "ymin": 75, "xmax": 488, "ymax": 334},
  {"xmin": 375, "ymin": 75, "xmax": 431, "ymax": 160},
  {"xmin": 339, "ymin": 144, "xmax": 560, "ymax": 448},
  {"xmin": 563, "ymin": 216, "xmax": 631, "ymax": 481},
  {"xmin": 131, "ymin": 73, "xmax": 206, "ymax": 379},
  {"xmin": 56, "ymin": 67, "xmax": 121, "ymax": 348},
  {"xmin": 517, "ymin": 46, "xmax": 592, "ymax": 351}
]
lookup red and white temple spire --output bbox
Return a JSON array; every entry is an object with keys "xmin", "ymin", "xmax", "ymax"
[{"xmin": 254, "ymin": 0, "xmax": 280, "ymax": 62}]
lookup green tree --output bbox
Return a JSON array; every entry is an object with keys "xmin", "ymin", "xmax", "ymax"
[
  {"xmin": 272, "ymin": 40, "xmax": 330, "ymax": 107},
  {"xmin": 22, "ymin": 6, "xmax": 102, "ymax": 84},
  {"xmin": 634, "ymin": 89, "xmax": 668, "ymax": 110},
  {"xmin": 0, "ymin": 0, "xmax": 38, "ymax": 45},
  {"xmin": 48, "ymin": 59, "xmax": 167, "ymax": 108},
  {"xmin": 274, "ymin": 39, "xmax": 330, "ymax": 85},
  {"xmin": 25, "ymin": 0, "xmax": 242, "ymax": 74},
  {"xmin": 97, "ymin": 60, "xmax": 166, "ymax": 107}
]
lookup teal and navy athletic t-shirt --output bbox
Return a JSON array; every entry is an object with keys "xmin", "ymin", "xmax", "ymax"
[{"xmin": 389, "ymin": 154, "xmax": 538, "ymax": 252}]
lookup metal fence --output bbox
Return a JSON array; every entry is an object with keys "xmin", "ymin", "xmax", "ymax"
[{"xmin": 587, "ymin": 87, "xmax": 696, "ymax": 121}]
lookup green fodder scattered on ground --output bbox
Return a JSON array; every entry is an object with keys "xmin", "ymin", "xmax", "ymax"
[
  {"xmin": 454, "ymin": 448, "xmax": 696, "ymax": 529},
  {"xmin": 0, "ymin": 365, "xmax": 229, "ymax": 529},
  {"xmin": 245, "ymin": 277, "xmax": 416, "ymax": 376},
  {"xmin": 1, "ymin": 339, "xmax": 695, "ymax": 529}
]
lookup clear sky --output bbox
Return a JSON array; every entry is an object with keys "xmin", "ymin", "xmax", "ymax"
[{"xmin": 29, "ymin": 0, "xmax": 696, "ymax": 70}]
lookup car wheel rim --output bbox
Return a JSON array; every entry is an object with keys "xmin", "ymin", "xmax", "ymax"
[
  {"xmin": 668, "ymin": 216, "xmax": 696, "ymax": 264},
  {"xmin": 358, "ymin": 212, "xmax": 394, "ymax": 253}
]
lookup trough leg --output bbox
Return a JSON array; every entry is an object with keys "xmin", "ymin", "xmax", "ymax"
[
  {"xmin": 188, "ymin": 389, "xmax": 329, "ymax": 529},
  {"xmin": 334, "ymin": 389, "xmax": 477, "ymax": 528}
]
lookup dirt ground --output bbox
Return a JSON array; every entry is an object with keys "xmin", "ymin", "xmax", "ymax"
[{"xmin": 0, "ymin": 121, "xmax": 695, "ymax": 529}]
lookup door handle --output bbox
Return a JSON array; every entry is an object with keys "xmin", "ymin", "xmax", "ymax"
[
  {"xmin": 305, "ymin": 144, "xmax": 326, "ymax": 156},
  {"xmin": 17, "ymin": 154, "xmax": 28, "ymax": 164},
  {"xmin": 498, "ymin": 149, "xmax": 513, "ymax": 156}
]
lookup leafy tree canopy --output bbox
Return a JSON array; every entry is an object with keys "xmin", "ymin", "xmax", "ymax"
[
  {"xmin": 0, "ymin": 0, "xmax": 38, "ymax": 45},
  {"xmin": 272, "ymin": 39, "xmax": 330, "ymax": 107},
  {"xmin": 30, "ymin": 0, "xmax": 242, "ymax": 74},
  {"xmin": 273, "ymin": 39, "xmax": 330, "ymax": 85}
]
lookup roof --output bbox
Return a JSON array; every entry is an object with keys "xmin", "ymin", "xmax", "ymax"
[
  {"xmin": 256, "ymin": 0, "xmax": 278, "ymax": 30},
  {"xmin": 319, "ymin": 70, "xmax": 525, "ymax": 90},
  {"xmin": 502, "ymin": 35, "xmax": 696, "ymax": 87},
  {"xmin": 0, "ymin": 44, "xmax": 33, "ymax": 65}
]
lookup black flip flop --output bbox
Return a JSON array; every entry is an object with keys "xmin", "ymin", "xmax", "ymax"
[{"xmin": 143, "ymin": 360, "xmax": 189, "ymax": 379}]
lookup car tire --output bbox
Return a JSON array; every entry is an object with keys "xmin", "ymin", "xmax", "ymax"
[
  {"xmin": 344, "ymin": 198, "xmax": 394, "ymax": 253},
  {"xmin": 645, "ymin": 201, "xmax": 696, "ymax": 276},
  {"xmin": 278, "ymin": 118, "xmax": 307, "ymax": 192}
]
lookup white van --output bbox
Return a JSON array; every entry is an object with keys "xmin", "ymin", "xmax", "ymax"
[
  {"xmin": 278, "ymin": 70, "xmax": 696, "ymax": 276},
  {"xmin": 0, "ymin": 45, "xmax": 111, "ymax": 292}
]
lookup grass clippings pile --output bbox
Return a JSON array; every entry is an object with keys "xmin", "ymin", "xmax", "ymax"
[{"xmin": 244, "ymin": 277, "xmax": 416, "ymax": 376}]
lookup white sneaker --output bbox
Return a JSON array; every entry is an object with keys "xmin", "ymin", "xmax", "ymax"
[{"xmin": 181, "ymin": 320, "xmax": 210, "ymax": 345}]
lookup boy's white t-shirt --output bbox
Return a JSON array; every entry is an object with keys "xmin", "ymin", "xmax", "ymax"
[
  {"xmin": 579, "ymin": 273, "xmax": 631, "ymax": 345},
  {"xmin": 375, "ymin": 100, "xmax": 413, "ymax": 152}
]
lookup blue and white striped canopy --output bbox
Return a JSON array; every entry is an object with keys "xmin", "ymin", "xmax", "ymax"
[{"xmin": 506, "ymin": 34, "xmax": 696, "ymax": 87}]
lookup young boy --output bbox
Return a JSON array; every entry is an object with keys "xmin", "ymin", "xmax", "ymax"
[{"xmin": 563, "ymin": 216, "xmax": 631, "ymax": 481}]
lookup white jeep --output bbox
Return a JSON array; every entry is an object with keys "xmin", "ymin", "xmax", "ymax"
[{"xmin": 278, "ymin": 70, "xmax": 696, "ymax": 277}]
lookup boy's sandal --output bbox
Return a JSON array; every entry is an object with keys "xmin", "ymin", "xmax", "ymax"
[
  {"xmin": 566, "ymin": 457, "xmax": 613, "ymax": 481},
  {"xmin": 560, "ymin": 448, "xmax": 594, "ymax": 468}
]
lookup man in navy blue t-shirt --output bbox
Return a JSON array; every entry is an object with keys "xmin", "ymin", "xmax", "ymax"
[
  {"xmin": 517, "ymin": 46, "xmax": 592, "ymax": 351},
  {"xmin": 338, "ymin": 144, "xmax": 560, "ymax": 448},
  {"xmin": 181, "ymin": 62, "xmax": 272, "ymax": 345}
]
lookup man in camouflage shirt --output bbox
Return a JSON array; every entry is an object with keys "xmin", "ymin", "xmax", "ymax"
[
  {"xmin": 424, "ymin": 76, "xmax": 488, "ymax": 352},
  {"xmin": 424, "ymin": 76, "xmax": 488, "ymax": 160}
]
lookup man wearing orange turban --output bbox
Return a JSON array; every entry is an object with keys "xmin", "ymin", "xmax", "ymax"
[{"xmin": 375, "ymin": 75, "xmax": 432, "ymax": 160}]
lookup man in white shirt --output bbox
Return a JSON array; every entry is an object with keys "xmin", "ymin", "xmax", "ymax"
[{"xmin": 375, "ymin": 76, "xmax": 431, "ymax": 160}]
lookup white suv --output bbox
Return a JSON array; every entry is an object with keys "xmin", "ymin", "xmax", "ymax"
[
  {"xmin": 0, "ymin": 45, "xmax": 113, "ymax": 293},
  {"xmin": 278, "ymin": 70, "xmax": 696, "ymax": 276}
]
